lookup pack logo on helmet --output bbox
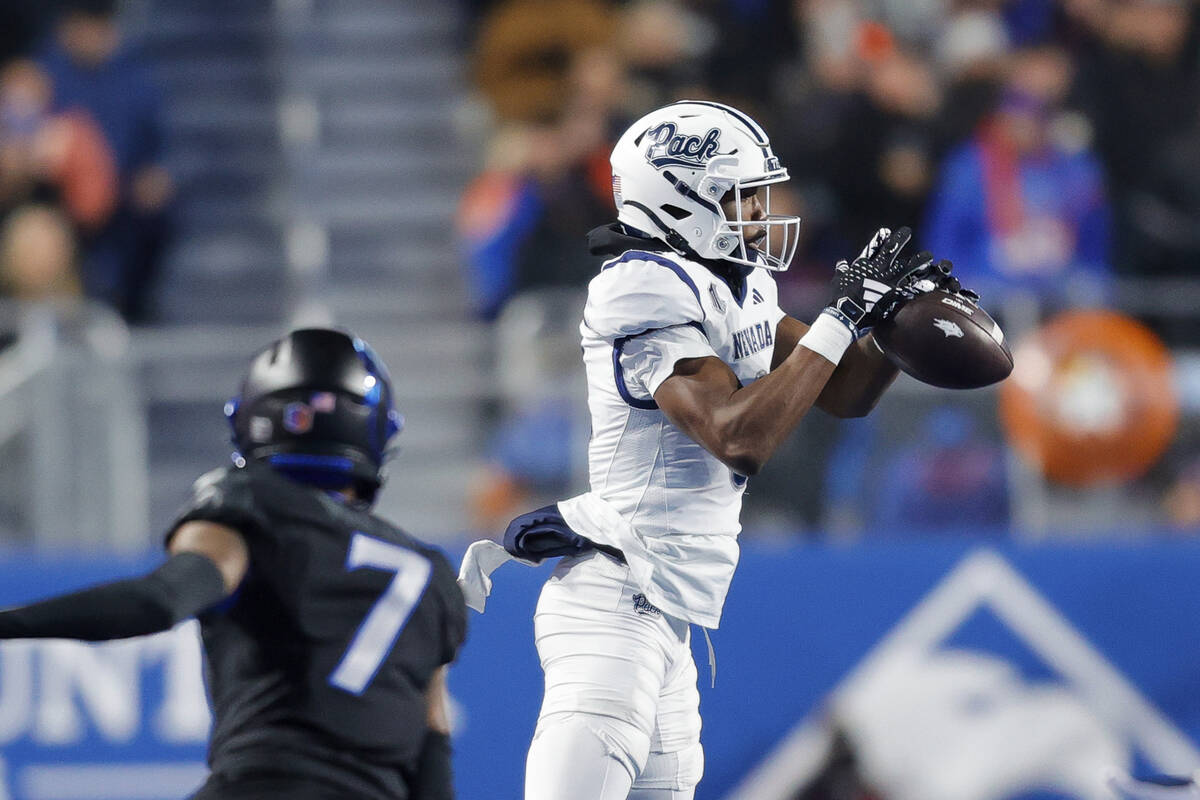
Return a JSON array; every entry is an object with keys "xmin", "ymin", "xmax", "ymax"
[
  {"xmin": 612, "ymin": 100, "xmax": 802, "ymax": 271},
  {"xmin": 644, "ymin": 122, "xmax": 725, "ymax": 170}
]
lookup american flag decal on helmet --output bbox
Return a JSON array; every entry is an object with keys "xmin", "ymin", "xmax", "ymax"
[{"xmin": 612, "ymin": 174, "xmax": 622, "ymax": 207}]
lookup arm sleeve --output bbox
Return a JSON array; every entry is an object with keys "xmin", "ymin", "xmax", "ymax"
[
  {"xmin": 620, "ymin": 324, "xmax": 717, "ymax": 399},
  {"xmin": 0, "ymin": 552, "xmax": 228, "ymax": 641}
]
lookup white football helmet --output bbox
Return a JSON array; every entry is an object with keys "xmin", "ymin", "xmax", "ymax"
[{"xmin": 610, "ymin": 100, "xmax": 801, "ymax": 271}]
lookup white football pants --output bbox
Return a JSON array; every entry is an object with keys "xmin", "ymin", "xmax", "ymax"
[{"xmin": 525, "ymin": 552, "xmax": 703, "ymax": 800}]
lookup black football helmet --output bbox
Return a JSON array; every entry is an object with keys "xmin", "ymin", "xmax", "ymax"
[{"xmin": 225, "ymin": 328, "xmax": 403, "ymax": 503}]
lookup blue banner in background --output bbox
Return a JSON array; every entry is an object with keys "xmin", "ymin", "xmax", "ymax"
[
  {"xmin": 452, "ymin": 540, "xmax": 1200, "ymax": 800},
  {"xmin": 1, "ymin": 541, "xmax": 1200, "ymax": 800},
  {"xmin": 0, "ymin": 554, "xmax": 208, "ymax": 800}
]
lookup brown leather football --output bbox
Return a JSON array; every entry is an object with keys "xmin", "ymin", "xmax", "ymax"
[{"xmin": 872, "ymin": 290, "xmax": 1013, "ymax": 389}]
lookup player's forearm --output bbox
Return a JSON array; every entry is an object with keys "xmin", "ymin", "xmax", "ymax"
[
  {"xmin": 0, "ymin": 552, "xmax": 228, "ymax": 641},
  {"xmin": 816, "ymin": 333, "xmax": 899, "ymax": 418},
  {"xmin": 710, "ymin": 342, "xmax": 838, "ymax": 475}
]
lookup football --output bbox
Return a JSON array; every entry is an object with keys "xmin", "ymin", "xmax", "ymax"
[{"xmin": 873, "ymin": 290, "xmax": 1013, "ymax": 389}]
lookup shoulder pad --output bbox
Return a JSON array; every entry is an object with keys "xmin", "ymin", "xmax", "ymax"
[
  {"xmin": 584, "ymin": 251, "xmax": 705, "ymax": 340},
  {"xmin": 167, "ymin": 465, "xmax": 269, "ymax": 545},
  {"xmin": 186, "ymin": 466, "xmax": 254, "ymax": 511}
]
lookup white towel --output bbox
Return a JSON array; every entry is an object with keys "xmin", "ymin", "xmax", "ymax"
[
  {"xmin": 457, "ymin": 492, "xmax": 736, "ymax": 630},
  {"xmin": 456, "ymin": 539, "xmax": 536, "ymax": 613}
]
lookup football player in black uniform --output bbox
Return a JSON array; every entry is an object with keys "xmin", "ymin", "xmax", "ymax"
[{"xmin": 0, "ymin": 328, "xmax": 467, "ymax": 800}]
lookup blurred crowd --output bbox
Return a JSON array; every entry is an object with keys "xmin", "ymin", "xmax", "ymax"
[
  {"xmin": 0, "ymin": 0, "xmax": 171, "ymax": 323},
  {"xmin": 0, "ymin": 0, "xmax": 1191, "ymax": 539},
  {"xmin": 458, "ymin": 0, "xmax": 1200, "ymax": 317},
  {"xmin": 456, "ymin": 0, "xmax": 1200, "ymax": 536}
]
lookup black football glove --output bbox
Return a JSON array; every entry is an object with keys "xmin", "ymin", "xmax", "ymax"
[
  {"xmin": 899, "ymin": 250, "xmax": 958, "ymax": 293},
  {"xmin": 872, "ymin": 251, "xmax": 981, "ymax": 326},
  {"xmin": 826, "ymin": 226, "xmax": 915, "ymax": 336}
]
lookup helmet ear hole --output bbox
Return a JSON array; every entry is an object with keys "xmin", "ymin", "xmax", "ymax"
[{"xmin": 661, "ymin": 203, "xmax": 692, "ymax": 221}]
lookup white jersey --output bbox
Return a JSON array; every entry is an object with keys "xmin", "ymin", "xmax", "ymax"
[{"xmin": 572, "ymin": 247, "xmax": 786, "ymax": 627}]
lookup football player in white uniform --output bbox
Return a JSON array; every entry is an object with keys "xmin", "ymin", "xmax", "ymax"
[{"xmin": 458, "ymin": 100, "xmax": 958, "ymax": 800}]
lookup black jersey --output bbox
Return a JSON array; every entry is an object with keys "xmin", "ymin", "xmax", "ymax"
[{"xmin": 167, "ymin": 463, "xmax": 467, "ymax": 800}]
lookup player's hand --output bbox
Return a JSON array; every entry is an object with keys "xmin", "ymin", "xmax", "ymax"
[
  {"xmin": 898, "ymin": 250, "xmax": 958, "ymax": 294},
  {"xmin": 826, "ymin": 226, "xmax": 913, "ymax": 335},
  {"xmin": 872, "ymin": 251, "xmax": 981, "ymax": 326},
  {"xmin": 1106, "ymin": 768, "xmax": 1200, "ymax": 798}
]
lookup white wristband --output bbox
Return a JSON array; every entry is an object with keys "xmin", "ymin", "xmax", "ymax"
[{"xmin": 800, "ymin": 311, "xmax": 855, "ymax": 365}]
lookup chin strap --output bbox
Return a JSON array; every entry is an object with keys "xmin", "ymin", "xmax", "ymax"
[
  {"xmin": 622, "ymin": 200, "xmax": 701, "ymax": 261},
  {"xmin": 664, "ymin": 228, "xmax": 695, "ymax": 256}
]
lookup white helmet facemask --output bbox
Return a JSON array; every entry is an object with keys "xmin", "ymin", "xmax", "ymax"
[{"xmin": 610, "ymin": 101, "xmax": 802, "ymax": 272}]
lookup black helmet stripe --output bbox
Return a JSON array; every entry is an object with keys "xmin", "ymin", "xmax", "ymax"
[
  {"xmin": 661, "ymin": 170, "xmax": 721, "ymax": 215},
  {"xmin": 680, "ymin": 100, "xmax": 769, "ymax": 146}
]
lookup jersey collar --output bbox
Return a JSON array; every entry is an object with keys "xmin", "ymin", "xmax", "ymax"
[{"xmin": 588, "ymin": 223, "xmax": 753, "ymax": 306}]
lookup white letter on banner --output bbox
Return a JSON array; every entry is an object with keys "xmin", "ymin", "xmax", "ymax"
[
  {"xmin": 149, "ymin": 623, "xmax": 211, "ymax": 742},
  {"xmin": 35, "ymin": 640, "xmax": 140, "ymax": 744},
  {"xmin": 0, "ymin": 642, "xmax": 33, "ymax": 743}
]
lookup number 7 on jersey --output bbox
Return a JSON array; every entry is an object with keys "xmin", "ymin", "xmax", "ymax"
[{"xmin": 329, "ymin": 533, "xmax": 433, "ymax": 695}]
